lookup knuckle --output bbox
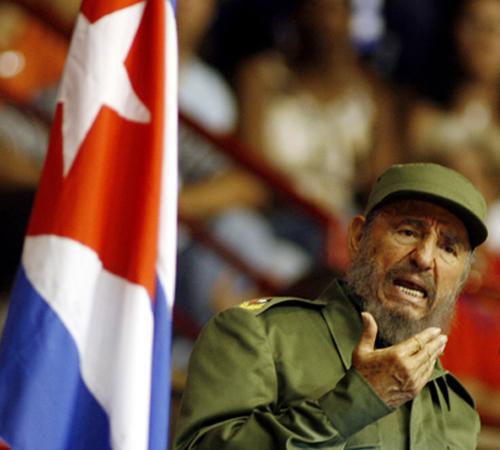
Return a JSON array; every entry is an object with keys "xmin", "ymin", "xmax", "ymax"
[
  {"xmin": 390, "ymin": 349, "xmax": 403, "ymax": 362},
  {"xmin": 387, "ymin": 351, "xmax": 401, "ymax": 365},
  {"xmin": 399, "ymin": 361, "xmax": 412, "ymax": 377},
  {"xmin": 409, "ymin": 384, "xmax": 422, "ymax": 397},
  {"xmin": 405, "ymin": 391, "xmax": 417, "ymax": 402}
]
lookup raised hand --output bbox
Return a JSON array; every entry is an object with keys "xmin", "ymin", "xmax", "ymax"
[{"xmin": 352, "ymin": 312, "xmax": 447, "ymax": 409}]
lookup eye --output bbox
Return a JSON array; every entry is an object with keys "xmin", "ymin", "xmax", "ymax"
[
  {"xmin": 443, "ymin": 244, "xmax": 458, "ymax": 257},
  {"xmin": 398, "ymin": 228, "xmax": 416, "ymax": 237},
  {"xmin": 393, "ymin": 226, "xmax": 420, "ymax": 244}
]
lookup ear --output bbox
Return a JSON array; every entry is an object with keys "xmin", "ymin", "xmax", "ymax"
[{"xmin": 348, "ymin": 215, "xmax": 367, "ymax": 260}]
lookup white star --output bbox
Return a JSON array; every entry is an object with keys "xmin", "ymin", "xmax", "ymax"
[{"xmin": 58, "ymin": 3, "xmax": 151, "ymax": 176}]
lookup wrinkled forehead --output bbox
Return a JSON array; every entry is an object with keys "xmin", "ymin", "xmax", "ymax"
[{"xmin": 375, "ymin": 200, "xmax": 470, "ymax": 242}]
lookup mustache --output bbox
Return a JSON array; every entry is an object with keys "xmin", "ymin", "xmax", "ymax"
[{"xmin": 385, "ymin": 261, "xmax": 437, "ymax": 304}]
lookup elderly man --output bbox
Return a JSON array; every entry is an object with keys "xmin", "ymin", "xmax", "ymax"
[{"xmin": 174, "ymin": 163, "xmax": 486, "ymax": 449}]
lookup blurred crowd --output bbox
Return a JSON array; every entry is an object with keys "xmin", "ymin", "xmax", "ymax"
[{"xmin": 1, "ymin": 0, "xmax": 500, "ymax": 408}]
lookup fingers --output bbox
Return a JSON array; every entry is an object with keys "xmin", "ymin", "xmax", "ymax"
[
  {"xmin": 357, "ymin": 312, "xmax": 378, "ymax": 353},
  {"xmin": 407, "ymin": 333, "xmax": 448, "ymax": 373},
  {"xmin": 404, "ymin": 347, "xmax": 440, "ymax": 395},
  {"xmin": 397, "ymin": 327, "xmax": 442, "ymax": 356},
  {"xmin": 395, "ymin": 333, "xmax": 448, "ymax": 395}
]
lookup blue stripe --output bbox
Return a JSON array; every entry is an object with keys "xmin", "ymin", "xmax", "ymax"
[
  {"xmin": 148, "ymin": 279, "xmax": 172, "ymax": 450},
  {"xmin": 0, "ymin": 268, "xmax": 111, "ymax": 450}
]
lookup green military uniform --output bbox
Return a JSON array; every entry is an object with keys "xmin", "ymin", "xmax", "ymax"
[{"xmin": 174, "ymin": 280, "xmax": 480, "ymax": 449}]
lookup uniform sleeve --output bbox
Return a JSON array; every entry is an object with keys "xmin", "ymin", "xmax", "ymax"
[{"xmin": 173, "ymin": 307, "xmax": 392, "ymax": 450}]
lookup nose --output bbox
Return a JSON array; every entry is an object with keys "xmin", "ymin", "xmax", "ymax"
[{"xmin": 410, "ymin": 236, "xmax": 437, "ymax": 271}]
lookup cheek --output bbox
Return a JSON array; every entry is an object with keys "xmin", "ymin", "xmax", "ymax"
[
  {"xmin": 374, "ymin": 242, "xmax": 408, "ymax": 271},
  {"xmin": 435, "ymin": 265, "xmax": 466, "ymax": 298},
  {"xmin": 370, "ymin": 253, "xmax": 398, "ymax": 293}
]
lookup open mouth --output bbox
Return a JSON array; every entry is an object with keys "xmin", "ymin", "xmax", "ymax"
[{"xmin": 393, "ymin": 278, "xmax": 428, "ymax": 300}]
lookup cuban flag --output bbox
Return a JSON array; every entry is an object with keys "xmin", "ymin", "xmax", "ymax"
[{"xmin": 0, "ymin": 0, "xmax": 177, "ymax": 448}]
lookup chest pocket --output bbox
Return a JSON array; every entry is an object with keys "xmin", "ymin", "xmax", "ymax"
[{"xmin": 344, "ymin": 422, "xmax": 380, "ymax": 449}]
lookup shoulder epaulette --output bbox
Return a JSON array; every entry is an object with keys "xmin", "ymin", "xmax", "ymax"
[{"xmin": 238, "ymin": 296, "xmax": 327, "ymax": 315}]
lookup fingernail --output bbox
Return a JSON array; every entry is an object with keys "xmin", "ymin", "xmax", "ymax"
[
  {"xmin": 439, "ymin": 335, "xmax": 448, "ymax": 345},
  {"xmin": 430, "ymin": 327, "xmax": 442, "ymax": 335}
]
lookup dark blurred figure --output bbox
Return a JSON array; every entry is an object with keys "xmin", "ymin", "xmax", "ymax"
[
  {"xmin": 200, "ymin": 0, "xmax": 287, "ymax": 82},
  {"xmin": 384, "ymin": 0, "xmax": 456, "ymax": 92},
  {"xmin": 0, "ymin": 4, "xmax": 68, "ymax": 299},
  {"xmin": 0, "ymin": 188, "xmax": 34, "ymax": 294}
]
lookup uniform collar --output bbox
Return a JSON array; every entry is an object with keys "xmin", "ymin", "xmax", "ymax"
[{"xmin": 318, "ymin": 279, "xmax": 362, "ymax": 370}]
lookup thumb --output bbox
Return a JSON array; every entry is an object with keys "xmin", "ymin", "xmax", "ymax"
[{"xmin": 356, "ymin": 312, "xmax": 378, "ymax": 353}]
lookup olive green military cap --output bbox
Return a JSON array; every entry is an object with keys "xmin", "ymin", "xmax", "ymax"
[{"xmin": 365, "ymin": 163, "xmax": 488, "ymax": 248}]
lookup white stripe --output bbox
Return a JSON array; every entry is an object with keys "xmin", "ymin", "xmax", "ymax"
[
  {"xmin": 156, "ymin": 0, "xmax": 178, "ymax": 308},
  {"xmin": 23, "ymin": 235, "xmax": 153, "ymax": 450}
]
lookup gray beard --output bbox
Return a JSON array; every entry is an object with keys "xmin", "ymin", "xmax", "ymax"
[{"xmin": 345, "ymin": 238, "xmax": 463, "ymax": 345}]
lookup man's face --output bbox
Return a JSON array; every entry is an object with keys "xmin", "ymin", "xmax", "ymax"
[{"xmin": 346, "ymin": 200, "xmax": 472, "ymax": 344}]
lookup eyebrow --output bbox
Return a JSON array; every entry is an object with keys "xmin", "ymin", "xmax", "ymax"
[
  {"xmin": 397, "ymin": 218, "xmax": 425, "ymax": 228},
  {"xmin": 393, "ymin": 217, "xmax": 466, "ymax": 247},
  {"xmin": 441, "ymin": 231, "xmax": 465, "ymax": 248}
]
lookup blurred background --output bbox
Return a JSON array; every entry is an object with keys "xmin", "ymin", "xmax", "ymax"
[{"xmin": 0, "ymin": 0, "xmax": 499, "ymax": 447}]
